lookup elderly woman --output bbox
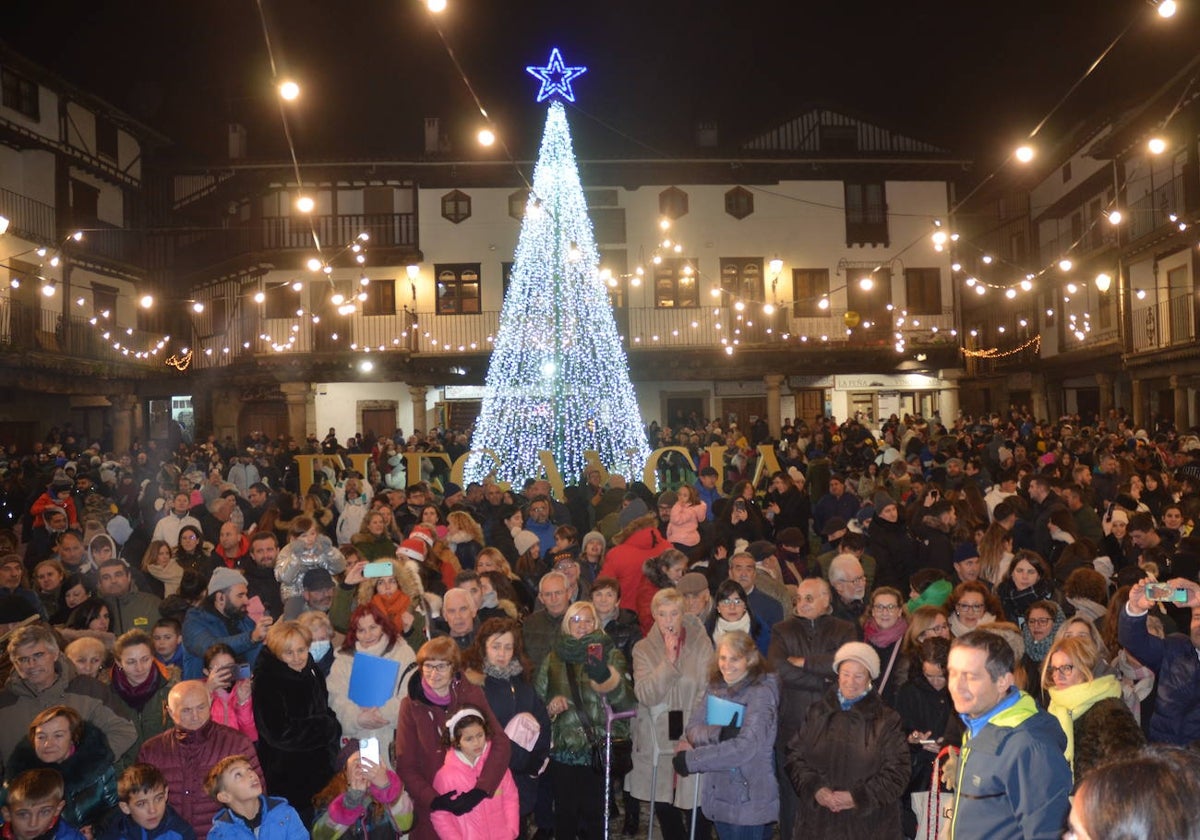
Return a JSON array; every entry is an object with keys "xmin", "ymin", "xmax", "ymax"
[
  {"xmin": 535, "ymin": 600, "xmax": 634, "ymax": 840},
  {"xmin": 108, "ymin": 629, "xmax": 178, "ymax": 751},
  {"xmin": 328, "ymin": 603, "xmax": 417, "ymax": 767},
  {"xmin": 785, "ymin": 642, "xmax": 909, "ymax": 839},
  {"xmin": 462, "ymin": 617, "xmax": 552, "ymax": 822},
  {"xmin": 674, "ymin": 630, "xmax": 780, "ymax": 840},
  {"xmin": 862, "ymin": 586, "xmax": 907, "ymax": 705},
  {"xmin": 628, "ymin": 588, "xmax": 714, "ymax": 840},
  {"xmin": 396, "ymin": 635, "xmax": 512, "ymax": 840},
  {"xmin": 296, "ymin": 608, "xmax": 337, "ymax": 677},
  {"xmin": 253, "ymin": 619, "xmax": 342, "ymax": 826},
  {"xmin": 3, "ymin": 705, "xmax": 118, "ymax": 833},
  {"xmin": 1043, "ymin": 636, "xmax": 1145, "ymax": 785}
]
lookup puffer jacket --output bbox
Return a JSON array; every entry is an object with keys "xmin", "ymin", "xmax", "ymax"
[
  {"xmin": 394, "ymin": 672, "xmax": 512, "ymax": 840},
  {"xmin": 1119, "ymin": 607, "xmax": 1200, "ymax": 745},
  {"xmin": 683, "ymin": 672, "xmax": 780, "ymax": 828},
  {"xmin": 627, "ymin": 615, "xmax": 713, "ymax": 807},
  {"xmin": 136, "ymin": 720, "xmax": 264, "ymax": 840},
  {"xmin": 311, "ymin": 768, "xmax": 413, "ymax": 840},
  {"xmin": 766, "ymin": 614, "xmax": 857, "ymax": 742},
  {"xmin": 866, "ymin": 515, "xmax": 917, "ymax": 592},
  {"xmin": 599, "ymin": 516, "xmax": 671, "ymax": 613},
  {"xmin": 786, "ymin": 688, "xmax": 909, "ymax": 840},
  {"xmin": 429, "ymin": 742, "xmax": 520, "ymax": 840},
  {"xmin": 275, "ymin": 534, "xmax": 347, "ymax": 600},
  {"xmin": 533, "ymin": 638, "xmax": 634, "ymax": 766},
  {"xmin": 3, "ymin": 722, "xmax": 118, "ymax": 830}
]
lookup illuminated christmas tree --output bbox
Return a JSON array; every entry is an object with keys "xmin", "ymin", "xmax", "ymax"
[{"xmin": 465, "ymin": 51, "xmax": 649, "ymax": 486}]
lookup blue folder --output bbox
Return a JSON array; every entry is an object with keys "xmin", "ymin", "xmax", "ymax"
[
  {"xmin": 706, "ymin": 694, "xmax": 746, "ymax": 726},
  {"xmin": 348, "ymin": 652, "xmax": 400, "ymax": 707}
]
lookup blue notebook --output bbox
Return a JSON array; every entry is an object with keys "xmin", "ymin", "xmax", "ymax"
[
  {"xmin": 348, "ymin": 652, "xmax": 401, "ymax": 707},
  {"xmin": 706, "ymin": 695, "xmax": 746, "ymax": 726}
]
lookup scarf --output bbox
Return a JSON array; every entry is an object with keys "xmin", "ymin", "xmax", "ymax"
[
  {"xmin": 483, "ymin": 659, "xmax": 524, "ymax": 680},
  {"xmin": 422, "ymin": 678, "xmax": 452, "ymax": 707},
  {"xmin": 1046, "ymin": 674, "xmax": 1122, "ymax": 774},
  {"xmin": 556, "ymin": 630, "xmax": 608, "ymax": 663},
  {"xmin": 713, "ymin": 614, "xmax": 751, "ymax": 648},
  {"xmin": 371, "ymin": 589, "xmax": 412, "ymax": 632},
  {"xmin": 147, "ymin": 558, "xmax": 185, "ymax": 597},
  {"xmin": 864, "ymin": 617, "xmax": 908, "ymax": 648},
  {"xmin": 1021, "ymin": 611, "xmax": 1065, "ymax": 663},
  {"xmin": 949, "ymin": 611, "xmax": 996, "ymax": 638},
  {"xmin": 111, "ymin": 661, "xmax": 166, "ymax": 711},
  {"xmin": 837, "ymin": 689, "xmax": 869, "ymax": 710},
  {"xmin": 1067, "ymin": 598, "xmax": 1106, "ymax": 624}
]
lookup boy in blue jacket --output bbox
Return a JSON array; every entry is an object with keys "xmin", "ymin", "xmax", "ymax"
[
  {"xmin": 100, "ymin": 764, "xmax": 195, "ymax": 840},
  {"xmin": 1, "ymin": 769, "xmax": 86, "ymax": 840},
  {"xmin": 204, "ymin": 756, "xmax": 306, "ymax": 840}
]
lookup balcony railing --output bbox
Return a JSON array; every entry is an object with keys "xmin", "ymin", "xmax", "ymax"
[
  {"xmin": 173, "ymin": 213, "xmax": 417, "ymax": 272},
  {"xmin": 1128, "ymin": 175, "xmax": 1185, "ymax": 242},
  {"xmin": 0, "ymin": 187, "xmax": 56, "ymax": 244},
  {"xmin": 188, "ymin": 304, "xmax": 958, "ymax": 369},
  {"xmin": 1131, "ymin": 292, "xmax": 1195, "ymax": 353},
  {"xmin": 0, "ymin": 299, "xmax": 160, "ymax": 367}
]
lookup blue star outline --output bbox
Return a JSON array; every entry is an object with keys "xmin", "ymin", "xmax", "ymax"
[{"xmin": 526, "ymin": 47, "xmax": 587, "ymax": 103}]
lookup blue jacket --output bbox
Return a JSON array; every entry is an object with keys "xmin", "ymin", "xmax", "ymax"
[
  {"xmin": 181, "ymin": 605, "xmax": 261, "ymax": 679},
  {"xmin": 696, "ymin": 484, "xmax": 722, "ymax": 521},
  {"xmin": 1119, "ymin": 607, "xmax": 1200, "ymax": 745},
  {"xmin": 948, "ymin": 691, "xmax": 1071, "ymax": 840},
  {"xmin": 207, "ymin": 797, "xmax": 307, "ymax": 840},
  {"xmin": 97, "ymin": 805, "xmax": 196, "ymax": 840},
  {"xmin": 683, "ymin": 673, "xmax": 779, "ymax": 827},
  {"xmin": 525, "ymin": 518, "xmax": 557, "ymax": 557}
]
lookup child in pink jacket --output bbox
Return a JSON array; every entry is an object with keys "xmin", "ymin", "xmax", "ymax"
[{"xmin": 430, "ymin": 708, "xmax": 519, "ymax": 840}]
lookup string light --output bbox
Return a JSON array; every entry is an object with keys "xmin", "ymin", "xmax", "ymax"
[{"xmin": 962, "ymin": 335, "xmax": 1041, "ymax": 358}]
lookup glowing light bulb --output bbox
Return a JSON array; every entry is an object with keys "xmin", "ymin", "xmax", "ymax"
[
  {"xmin": 139, "ymin": 294, "xmax": 154, "ymax": 308},
  {"xmin": 1148, "ymin": 137, "xmax": 1167, "ymax": 155},
  {"xmin": 295, "ymin": 196, "xmax": 315, "ymax": 213},
  {"xmin": 427, "ymin": 0, "xmax": 447, "ymax": 11},
  {"xmin": 477, "ymin": 128, "xmax": 496, "ymax": 147},
  {"xmin": 1005, "ymin": 288, "xmax": 1016, "ymax": 299},
  {"xmin": 1095, "ymin": 273, "xmax": 1112, "ymax": 292},
  {"xmin": 254, "ymin": 291, "xmax": 265, "ymax": 304},
  {"xmin": 1066, "ymin": 283, "xmax": 1078, "ymax": 294},
  {"xmin": 1058, "ymin": 258, "xmax": 1073, "ymax": 272},
  {"xmin": 1107, "ymin": 210, "xmax": 1122, "ymax": 225},
  {"xmin": 974, "ymin": 285, "xmax": 986, "ymax": 296},
  {"xmin": 1158, "ymin": 0, "xmax": 1177, "ymax": 17},
  {"xmin": 192, "ymin": 301, "xmax": 205, "ymax": 313},
  {"xmin": 1136, "ymin": 289, "xmax": 1147, "ymax": 300},
  {"xmin": 306, "ymin": 258, "xmax": 322, "ymax": 272},
  {"xmin": 1020, "ymin": 280, "xmax": 1033, "ymax": 292},
  {"xmin": 982, "ymin": 255, "xmax": 993, "ymax": 264},
  {"xmin": 331, "ymin": 293, "xmax": 345, "ymax": 306},
  {"xmin": 278, "ymin": 80, "xmax": 300, "ymax": 101},
  {"xmin": 858, "ymin": 277, "xmax": 874, "ymax": 291},
  {"xmin": 763, "ymin": 303, "xmax": 775, "ymax": 315},
  {"xmin": 292, "ymin": 281, "xmax": 304, "ymax": 292},
  {"xmin": 1015, "ymin": 145, "xmax": 1035, "ymax": 163},
  {"xmin": 818, "ymin": 297, "xmax": 830, "ymax": 310},
  {"xmin": 931, "ymin": 231, "xmax": 948, "ymax": 246}
]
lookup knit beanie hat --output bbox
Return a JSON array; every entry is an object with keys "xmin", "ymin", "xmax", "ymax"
[{"xmin": 833, "ymin": 642, "xmax": 881, "ymax": 680}]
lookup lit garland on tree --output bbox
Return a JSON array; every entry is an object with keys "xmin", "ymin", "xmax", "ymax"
[{"xmin": 466, "ymin": 52, "xmax": 649, "ymax": 486}]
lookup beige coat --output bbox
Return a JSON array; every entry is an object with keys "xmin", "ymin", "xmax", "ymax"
[{"xmin": 626, "ymin": 613, "xmax": 714, "ymax": 807}]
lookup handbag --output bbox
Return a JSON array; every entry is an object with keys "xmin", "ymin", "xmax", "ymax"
[
  {"xmin": 912, "ymin": 746, "xmax": 956, "ymax": 840},
  {"xmin": 565, "ymin": 663, "xmax": 633, "ymax": 777}
]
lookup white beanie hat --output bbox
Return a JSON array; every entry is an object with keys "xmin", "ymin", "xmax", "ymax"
[{"xmin": 833, "ymin": 641, "xmax": 881, "ymax": 680}]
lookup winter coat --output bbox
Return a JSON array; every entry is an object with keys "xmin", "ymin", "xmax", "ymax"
[
  {"xmin": 3, "ymin": 722, "xmax": 118, "ymax": 830},
  {"xmin": 627, "ymin": 615, "xmax": 713, "ymax": 807},
  {"xmin": 252, "ymin": 646, "xmax": 341, "ymax": 815},
  {"xmin": 349, "ymin": 533, "xmax": 396, "ymax": 564},
  {"xmin": 466, "ymin": 666, "xmax": 552, "ymax": 817},
  {"xmin": 275, "ymin": 535, "xmax": 346, "ymax": 601},
  {"xmin": 109, "ymin": 661, "xmax": 177, "ymax": 752},
  {"xmin": 328, "ymin": 636, "xmax": 417, "ymax": 759},
  {"xmin": 395, "ymin": 673, "xmax": 512, "ymax": 840},
  {"xmin": 666, "ymin": 501, "xmax": 706, "ymax": 547},
  {"xmin": 151, "ymin": 512, "xmax": 201, "ymax": 550},
  {"xmin": 136, "ymin": 721, "xmax": 264, "ymax": 840},
  {"xmin": 911, "ymin": 520, "xmax": 954, "ymax": 578},
  {"xmin": 997, "ymin": 578, "xmax": 1056, "ymax": 625},
  {"xmin": 311, "ymin": 769, "xmax": 413, "ymax": 840},
  {"xmin": 237, "ymin": 559, "xmax": 285, "ymax": 621},
  {"xmin": 106, "ymin": 586, "xmax": 163, "ymax": 636},
  {"xmin": 97, "ymin": 803, "xmax": 196, "ymax": 840},
  {"xmin": 866, "ymin": 516, "xmax": 917, "ymax": 592},
  {"xmin": 429, "ymin": 742, "xmax": 520, "ymax": 840},
  {"xmin": 207, "ymin": 796, "xmax": 307, "ymax": 840},
  {"xmin": 1058, "ymin": 694, "xmax": 1145, "ymax": 784},
  {"xmin": 785, "ymin": 689, "xmax": 909, "ymax": 840},
  {"xmin": 209, "ymin": 684, "xmax": 257, "ymax": 742},
  {"xmin": 0, "ymin": 656, "xmax": 138, "ymax": 767},
  {"xmin": 893, "ymin": 670, "xmax": 951, "ymax": 792},
  {"xmin": 766, "ymin": 614, "xmax": 858, "ymax": 743},
  {"xmin": 598, "ymin": 519, "xmax": 672, "ymax": 614},
  {"xmin": 181, "ymin": 604, "xmax": 261, "ymax": 680},
  {"xmin": 533, "ymin": 640, "xmax": 634, "ymax": 766},
  {"xmin": 683, "ymin": 673, "xmax": 780, "ymax": 827},
  {"xmin": 0, "ymin": 820, "xmax": 85, "ymax": 840},
  {"xmin": 812, "ymin": 491, "xmax": 860, "ymax": 536},
  {"xmin": 949, "ymin": 690, "xmax": 1071, "ymax": 840},
  {"xmin": 1119, "ymin": 608, "xmax": 1200, "ymax": 745},
  {"xmin": 766, "ymin": 486, "xmax": 811, "ymax": 539}
]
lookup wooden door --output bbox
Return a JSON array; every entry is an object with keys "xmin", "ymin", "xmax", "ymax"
[
  {"xmin": 361, "ymin": 408, "xmax": 396, "ymax": 442},
  {"xmin": 239, "ymin": 402, "xmax": 288, "ymax": 443},
  {"xmin": 794, "ymin": 389, "xmax": 825, "ymax": 424},
  {"xmin": 721, "ymin": 397, "xmax": 766, "ymax": 436}
]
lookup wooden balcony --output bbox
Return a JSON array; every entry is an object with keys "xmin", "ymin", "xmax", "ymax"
[
  {"xmin": 0, "ymin": 187, "xmax": 56, "ymax": 244},
  {"xmin": 1131, "ymin": 292, "xmax": 1196, "ymax": 353},
  {"xmin": 0, "ymin": 299, "xmax": 161, "ymax": 369}
]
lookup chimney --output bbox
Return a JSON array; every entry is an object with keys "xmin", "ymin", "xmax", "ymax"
[
  {"xmin": 424, "ymin": 117, "xmax": 440, "ymax": 155},
  {"xmin": 696, "ymin": 121, "xmax": 719, "ymax": 149},
  {"xmin": 228, "ymin": 123, "xmax": 247, "ymax": 160}
]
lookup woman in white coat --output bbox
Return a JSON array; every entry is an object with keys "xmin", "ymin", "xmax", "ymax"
[
  {"xmin": 327, "ymin": 602, "xmax": 417, "ymax": 767},
  {"xmin": 628, "ymin": 587, "xmax": 715, "ymax": 840}
]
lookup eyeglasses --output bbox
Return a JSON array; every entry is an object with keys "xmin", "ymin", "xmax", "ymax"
[
  {"xmin": 1027, "ymin": 617, "xmax": 1053, "ymax": 628},
  {"xmin": 421, "ymin": 661, "xmax": 451, "ymax": 673},
  {"xmin": 918, "ymin": 624, "xmax": 949, "ymax": 639},
  {"xmin": 569, "ymin": 615, "xmax": 595, "ymax": 625},
  {"xmin": 180, "ymin": 533, "xmax": 199, "ymax": 541},
  {"xmin": 957, "ymin": 602, "xmax": 985, "ymax": 613},
  {"xmin": 719, "ymin": 597, "xmax": 744, "ymax": 606},
  {"xmin": 840, "ymin": 575, "xmax": 867, "ymax": 586},
  {"xmin": 872, "ymin": 603, "xmax": 900, "ymax": 613},
  {"xmin": 1048, "ymin": 663, "xmax": 1075, "ymax": 679}
]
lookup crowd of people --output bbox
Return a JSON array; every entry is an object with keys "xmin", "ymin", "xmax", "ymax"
[{"xmin": 0, "ymin": 407, "xmax": 1198, "ymax": 839}]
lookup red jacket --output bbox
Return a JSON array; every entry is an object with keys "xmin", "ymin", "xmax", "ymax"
[
  {"xmin": 599, "ymin": 521, "xmax": 671, "ymax": 613},
  {"xmin": 136, "ymin": 720, "xmax": 264, "ymax": 840}
]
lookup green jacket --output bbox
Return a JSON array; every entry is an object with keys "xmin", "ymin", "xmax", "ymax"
[{"xmin": 534, "ymin": 645, "xmax": 633, "ymax": 766}]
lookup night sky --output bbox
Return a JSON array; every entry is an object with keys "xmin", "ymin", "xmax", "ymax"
[{"xmin": 4, "ymin": 0, "xmax": 1197, "ymax": 173}]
